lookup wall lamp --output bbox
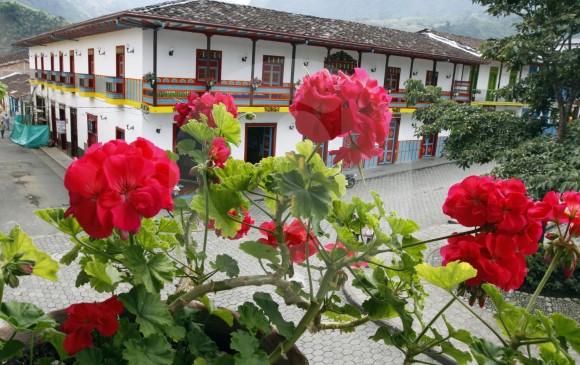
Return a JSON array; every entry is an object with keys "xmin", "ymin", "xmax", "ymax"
[
  {"xmin": 126, "ymin": 44, "xmax": 134, "ymax": 53},
  {"xmin": 126, "ymin": 124, "xmax": 134, "ymax": 130},
  {"xmin": 169, "ymin": 47, "xmax": 174, "ymax": 56},
  {"xmin": 100, "ymin": 115, "xmax": 107, "ymax": 120},
  {"xmin": 412, "ymin": 70, "xmax": 418, "ymax": 76},
  {"xmin": 446, "ymin": 73, "xmax": 452, "ymax": 78},
  {"xmin": 75, "ymin": 49, "xmax": 82, "ymax": 56},
  {"xmin": 156, "ymin": 128, "xmax": 161, "ymax": 134},
  {"xmin": 371, "ymin": 65, "xmax": 377, "ymax": 72},
  {"xmin": 98, "ymin": 47, "xmax": 105, "ymax": 55},
  {"xmin": 303, "ymin": 60, "xmax": 309, "ymax": 66},
  {"xmin": 241, "ymin": 53, "xmax": 248, "ymax": 62},
  {"xmin": 289, "ymin": 123, "xmax": 295, "ymax": 130}
]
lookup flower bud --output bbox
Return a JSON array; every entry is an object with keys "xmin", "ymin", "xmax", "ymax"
[
  {"xmin": 12, "ymin": 251, "xmax": 25, "ymax": 261},
  {"xmin": 544, "ymin": 246, "xmax": 555, "ymax": 264},
  {"xmin": 563, "ymin": 258, "xmax": 577, "ymax": 278},
  {"xmin": 545, "ymin": 232, "xmax": 559, "ymax": 241},
  {"xmin": 16, "ymin": 263, "xmax": 33, "ymax": 276},
  {"xmin": 6, "ymin": 274, "xmax": 19, "ymax": 288},
  {"xmin": 478, "ymin": 296, "xmax": 487, "ymax": 308}
]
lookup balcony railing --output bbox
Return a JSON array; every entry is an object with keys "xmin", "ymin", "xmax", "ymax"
[
  {"xmin": 252, "ymin": 84, "xmax": 292, "ymax": 106},
  {"xmin": 78, "ymin": 74, "xmax": 95, "ymax": 91},
  {"xmin": 105, "ymin": 77, "xmax": 124, "ymax": 99},
  {"xmin": 61, "ymin": 72, "xmax": 75, "ymax": 88},
  {"xmin": 51, "ymin": 71, "xmax": 61, "ymax": 85},
  {"xmin": 44, "ymin": 71, "xmax": 53, "ymax": 84}
]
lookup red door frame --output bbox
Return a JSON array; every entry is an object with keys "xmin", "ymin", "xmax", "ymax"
[
  {"xmin": 50, "ymin": 102, "xmax": 57, "ymax": 144},
  {"xmin": 419, "ymin": 133, "xmax": 438, "ymax": 158},
  {"xmin": 378, "ymin": 117, "xmax": 400, "ymax": 164}
]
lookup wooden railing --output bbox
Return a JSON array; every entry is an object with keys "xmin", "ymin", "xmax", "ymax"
[
  {"xmin": 105, "ymin": 77, "xmax": 124, "ymax": 99},
  {"xmin": 78, "ymin": 74, "xmax": 95, "ymax": 91}
]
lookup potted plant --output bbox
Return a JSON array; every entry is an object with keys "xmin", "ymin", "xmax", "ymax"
[
  {"xmin": 0, "ymin": 68, "xmax": 578, "ymax": 365},
  {"xmin": 143, "ymin": 72, "xmax": 157, "ymax": 86}
]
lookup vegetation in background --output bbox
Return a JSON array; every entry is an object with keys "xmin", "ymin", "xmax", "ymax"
[{"xmin": 0, "ymin": 2, "xmax": 69, "ymax": 54}]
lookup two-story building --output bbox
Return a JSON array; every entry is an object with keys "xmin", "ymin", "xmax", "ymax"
[{"xmin": 15, "ymin": 0, "xmax": 501, "ymax": 170}]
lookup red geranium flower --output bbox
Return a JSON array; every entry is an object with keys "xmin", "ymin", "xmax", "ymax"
[
  {"xmin": 258, "ymin": 219, "xmax": 318, "ymax": 263},
  {"xmin": 208, "ymin": 207, "xmax": 254, "ymax": 240},
  {"xmin": 209, "ymin": 137, "xmax": 230, "ymax": 168},
  {"xmin": 324, "ymin": 242, "xmax": 368, "ymax": 268},
  {"xmin": 62, "ymin": 296, "xmax": 124, "ymax": 355},
  {"xmin": 64, "ymin": 139, "xmax": 179, "ymax": 238},
  {"xmin": 329, "ymin": 133, "xmax": 383, "ymax": 165}
]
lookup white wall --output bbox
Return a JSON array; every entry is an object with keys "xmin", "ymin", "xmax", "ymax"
[
  {"xmin": 212, "ymin": 36, "xmax": 253, "ymax": 81},
  {"xmin": 254, "ymin": 40, "xmax": 294, "ymax": 83},
  {"xmin": 388, "ymin": 55, "xmax": 412, "ymax": 90},
  {"xmin": 152, "ymin": 30, "xmax": 206, "ymax": 78},
  {"xmin": 361, "ymin": 52, "xmax": 387, "ymax": 86}
]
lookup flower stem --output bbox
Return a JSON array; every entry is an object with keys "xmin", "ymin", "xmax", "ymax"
[
  {"xmin": 524, "ymin": 248, "xmax": 563, "ymax": 314},
  {"xmin": 378, "ymin": 228, "xmax": 482, "ymax": 253},
  {"xmin": 200, "ymin": 170, "xmax": 210, "ymax": 274},
  {"xmin": 306, "ymin": 143, "xmax": 322, "ymax": 163},
  {"xmin": 416, "ymin": 297, "xmax": 456, "ymax": 343},
  {"xmin": 0, "ymin": 279, "xmax": 5, "ymax": 306},
  {"xmin": 317, "ymin": 315, "xmax": 370, "ymax": 331}
]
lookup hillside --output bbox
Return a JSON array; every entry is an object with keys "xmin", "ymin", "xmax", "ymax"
[{"xmin": 0, "ymin": 2, "xmax": 69, "ymax": 54}]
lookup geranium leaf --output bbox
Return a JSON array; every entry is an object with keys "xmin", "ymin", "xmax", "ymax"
[
  {"xmin": 470, "ymin": 338, "xmax": 510, "ymax": 365},
  {"xmin": 213, "ymin": 104, "xmax": 241, "ymax": 146},
  {"xmin": 119, "ymin": 286, "xmax": 173, "ymax": 338},
  {"xmin": 34, "ymin": 208, "xmax": 83, "ymax": 236},
  {"xmin": 165, "ymin": 326, "xmax": 186, "ymax": 342},
  {"xmin": 113, "ymin": 318, "xmax": 141, "ymax": 349},
  {"xmin": 186, "ymin": 323, "xmax": 219, "ymax": 358},
  {"xmin": 230, "ymin": 330, "xmax": 260, "ymax": 358},
  {"xmin": 84, "ymin": 260, "xmax": 121, "ymax": 293},
  {"xmin": 59, "ymin": 244, "xmax": 82, "ymax": 265},
  {"xmin": 371, "ymin": 191, "xmax": 386, "ymax": 218},
  {"xmin": 415, "ymin": 261, "xmax": 477, "ymax": 291},
  {"xmin": 275, "ymin": 170, "xmax": 332, "ymax": 222},
  {"xmin": 157, "ymin": 217, "xmax": 183, "ymax": 235},
  {"xmin": 123, "ymin": 335, "xmax": 173, "ymax": 365},
  {"xmin": 551, "ymin": 313, "xmax": 580, "ymax": 355},
  {"xmin": 38, "ymin": 328, "xmax": 69, "ymax": 361},
  {"xmin": 176, "ymin": 139, "xmax": 199, "ymax": 158},
  {"xmin": 211, "ymin": 254, "xmax": 239, "ymax": 278},
  {"xmin": 0, "ymin": 339, "xmax": 24, "ymax": 361},
  {"xmin": 387, "ymin": 216, "xmax": 420, "ymax": 237},
  {"xmin": 239, "ymin": 241, "xmax": 280, "ymax": 264},
  {"xmin": 122, "ymin": 246, "xmax": 175, "ymax": 294},
  {"xmin": 482, "ymin": 284, "xmax": 529, "ymax": 337},
  {"xmin": 74, "ymin": 347, "xmax": 104, "ymax": 365},
  {"xmin": 253, "ymin": 292, "xmax": 295, "ymax": 339},
  {"xmin": 0, "ymin": 225, "xmax": 59, "ymax": 281},
  {"xmin": 237, "ymin": 302, "xmax": 270, "ymax": 336},
  {"xmin": 214, "ymin": 159, "xmax": 256, "ymax": 192},
  {"xmin": 0, "ymin": 301, "xmax": 56, "ymax": 332},
  {"xmin": 181, "ymin": 121, "xmax": 215, "ymax": 144},
  {"xmin": 212, "ymin": 309, "xmax": 235, "ymax": 327},
  {"xmin": 191, "ymin": 187, "xmax": 243, "ymax": 238}
]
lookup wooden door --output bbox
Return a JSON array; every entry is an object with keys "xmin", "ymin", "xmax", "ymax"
[
  {"xmin": 486, "ymin": 67, "xmax": 498, "ymax": 101},
  {"xmin": 420, "ymin": 133, "xmax": 438, "ymax": 158},
  {"xmin": 378, "ymin": 117, "xmax": 400, "ymax": 164},
  {"xmin": 70, "ymin": 108, "xmax": 78, "ymax": 157},
  {"xmin": 50, "ymin": 102, "xmax": 57, "ymax": 145}
]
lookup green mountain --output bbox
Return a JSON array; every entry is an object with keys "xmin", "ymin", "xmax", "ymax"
[{"xmin": 0, "ymin": 2, "xmax": 69, "ymax": 54}]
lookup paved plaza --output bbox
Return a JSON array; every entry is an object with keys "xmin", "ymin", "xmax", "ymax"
[{"xmin": 2, "ymin": 143, "xmax": 578, "ymax": 364}]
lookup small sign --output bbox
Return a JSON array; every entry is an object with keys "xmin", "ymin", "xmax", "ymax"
[{"xmin": 57, "ymin": 119, "xmax": 66, "ymax": 134}]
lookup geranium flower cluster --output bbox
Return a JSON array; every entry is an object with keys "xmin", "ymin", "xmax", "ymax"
[
  {"xmin": 529, "ymin": 190, "xmax": 580, "ymax": 277},
  {"xmin": 289, "ymin": 68, "xmax": 392, "ymax": 165},
  {"xmin": 258, "ymin": 220, "xmax": 319, "ymax": 263},
  {"xmin": 208, "ymin": 137, "xmax": 230, "ymax": 168},
  {"xmin": 174, "ymin": 92, "xmax": 238, "ymax": 128},
  {"xmin": 440, "ymin": 176, "xmax": 543, "ymax": 292},
  {"xmin": 62, "ymin": 296, "xmax": 124, "ymax": 355},
  {"xmin": 64, "ymin": 138, "xmax": 180, "ymax": 238}
]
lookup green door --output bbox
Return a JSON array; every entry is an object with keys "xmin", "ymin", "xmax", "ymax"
[{"xmin": 486, "ymin": 67, "xmax": 498, "ymax": 101}]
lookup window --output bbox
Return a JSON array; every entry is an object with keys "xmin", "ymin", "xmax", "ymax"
[
  {"xmin": 59, "ymin": 52, "xmax": 64, "ymax": 72},
  {"xmin": 262, "ymin": 56, "xmax": 284, "ymax": 86},
  {"xmin": 116, "ymin": 46, "xmax": 125, "ymax": 78},
  {"xmin": 385, "ymin": 67, "xmax": 401, "ymax": 91},
  {"xmin": 34, "ymin": 55, "xmax": 38, "ymax": 69},
  {"xmin": 88, "ymin": 49, "xmax": 94, "ymax": 75},
  {"xmin": 196, "ymin": 50, "xmax": 222, "ymax": 82},
  {"xmin": 426, "ymin": 71, "xmax": 438, "ymax": 86}
]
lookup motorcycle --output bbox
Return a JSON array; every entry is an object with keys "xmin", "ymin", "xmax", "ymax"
[{"xmin": 345, "ymin": 173, "xmax": 356, "ymax": 188}]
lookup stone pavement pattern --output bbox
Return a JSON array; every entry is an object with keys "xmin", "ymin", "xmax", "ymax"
[{"xmin": 11, "ymin": 143, "xmax": 577, "ymax": 364}]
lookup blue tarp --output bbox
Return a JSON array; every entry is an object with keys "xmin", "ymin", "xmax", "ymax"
[{"xmin": 10, "ymin": 115, "xmax": 49, "ymax": 148}]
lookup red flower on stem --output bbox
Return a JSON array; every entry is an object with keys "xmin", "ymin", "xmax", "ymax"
[
  {"xmin": 258, "ymin": 219, "xmax": 318, "ymax": 263},
  {"xmin": 208, "ymin": 207, "xmax": 254, "ymax": 240},
  {"xmin": 209, "ymin": 137, "xmax": 231, "ymax": 168},
  {"xmin": 324, "ymin": 242, "xmax": 368, "ymax": 268},
  {"xmin": 174, "ymin": 92, "xmax": 238, "ymax": 128},
  {"xmin": 62, "ymin": 296, "xmax": 124, "ymax": 355}
]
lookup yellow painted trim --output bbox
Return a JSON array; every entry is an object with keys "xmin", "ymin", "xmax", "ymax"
[
  {"xmin": 472, "ymin": 101, "xmax": 528, "ymax": 107},
  {"xmin": 399, "ymin": 108, "xmax": 415, "ymax": 114},
  {"xmin": 78, "ymin": 91, "xmax": 98, "ymax": 98},
  {"xmin": 146, "ymin": 106, "xmax": 175, "ymax": 113},
  {"xmin": 238, "ymin": 106, "xmax": 290, "ymax": 113}
]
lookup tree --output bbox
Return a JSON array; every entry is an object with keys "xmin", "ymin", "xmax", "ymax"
[
  {"xmin": 0, "ymin": 81, "xmax": 7, "ymax": 100},
  {"xmin": 473, "ymin": 0, "xmax": 580, "ymax": 138}
]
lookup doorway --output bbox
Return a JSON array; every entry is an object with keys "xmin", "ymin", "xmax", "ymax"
[
  {"xmin": 486, "ymin": 66, "xmax": 499, "ymax": 101},
  {"xmin": 420, "ymin": 133, "xmax": 438, "ymax": 159},
  {"xmin": 245, "ymin": 124, "xmax": 276, "ymax": 164},
  {"xmin": 87, "ymin": 114, "xmax": 98, "ymax": 147},
  {"xmin": 378, "ymin": 117, "xmax": 400, "ymax": 164},
  {"xmin": 58, "ymin": 105, "xmax": 67, "ymax": 151},
  {"xmin": 70, "ymin": 108, "xmax": 78, "ymax": 157},
  {"xmin": 50, "ymin": 102, "xmax": 57, "ymax": 145}
]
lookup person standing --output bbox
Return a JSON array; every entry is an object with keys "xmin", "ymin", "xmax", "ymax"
[
  {"xmin": 0, "ymin": 118, "xmax": 5, "ymax": 138},
  {"xmin": 4, "ymin": 113, "xmax": 10, "ymax": 131}
]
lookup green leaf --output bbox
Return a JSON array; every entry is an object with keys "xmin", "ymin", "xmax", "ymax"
[
  {"xmin": 211, "ymin": 254, "xmax": 239, "ymax": 278},
  {"xmin": 34, "ymin": 208, "xmax": 83, "ymax": 236},
  {"xmin": 59, "ymin": 244, "xmax": 82, "ymax": 265},
  {"xmin": 190, "ymin": 186, "xmax": 243, "ymax": 238},
  {"xmin": 186, "ymin": 323, "xmax": 219, "ymax": 358},
  {"xmin": 214, "ymin": 159, "xmax": 256, "ymax": 192},
  {"xmin": 157, "ymin": 217, "xmax": 183, "ymax": 235},
  {"xmin": 551, "ymin": 313, "xmax": 580, "ymax": 355},
  {"xmin": 231, "ymin": 330, "xmax": 260, "ymax": 358},
  {"xmin": 213, "ymin": 104, "xmax": 241, "ymax": 146},
  {"xmin": 387, "ymin": 216, "xmax": 420, "ymax": 237},
  {"xmin": 415, "ymin": 261, "xmax": 477, "ymax": 291},
  {"xmin": 470, "ymin": 338, "xmax": 510, "ymax": 365},
  {"xmin": 165, "ymin": 325, "xmax": 186, "ymax": 342},
  {"xmin": 212, "ymin": 309, "xmax": 235, "ymax": 327},
  {"xmin": 0, "ymin": 339, "xmax": 24, "ymax": 361},
  {"xmin": 74, "ymin": 347, "xmax": 104, "ymax": 365},
  {"xmin": 119, "ymin": 286, "xmax": 173, "ymax": 337},
  {"xmin": 123, "ymin": 335, "xmax": 173, "ymax": 365},
  {"xmin": 274, "ymin": 170, "xmax": 332, "ymax": 221},
  {"xmin": 113, "ymin": 318, "xmax": 141, "ymax": 349},
  {"xmin": 482, "ymin": 284, "xmax": 528, "ymax": 338},
  {"xmin": 371, "ymin": 191, "xmax": 386, "ymax": 218},
  {"xmin": 237, "ymin": 302, "xmax": 270, "ymax": 336},
  {"xmin": 0, "ymin": 225, "xmax": 59, "ymax": 281},
  {"xmin": 122, "ymin": 246, "xmax": 175, "ymax": 294},
  {"xmin": 253, "ymin": 292, "xmax": 295, "ymax": 339},
  {"xmin": 39, "ymin": 328, "xmax": 70, "ymax": 361},
  {"xmin": 0, "ymin": 301, "xmax": 56, "ymax": 332},
  {"xmin": 440, "ymin": 341, "xmax": 472, "ymax": 365},
  {"xmin": 239, "ymin": 241, "xmax": 280, "ymax": 264},
  {"xmin": 181, "ymin": 121, "xmax": 215, "ymax": 145},
  {"xmin": 84, "ymin": 260, "xmax": 122, "ymax": 293}
]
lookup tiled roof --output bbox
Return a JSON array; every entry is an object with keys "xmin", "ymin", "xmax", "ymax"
[
  {"xmin": 129, "ymin": 0, "xmax": 484, "ymax": 63},
  {"xmin": 0, "ymin": 73, "xmax": 31, "ymax": 98},
  {"xmin": 0, "ymin": 50, "xmax": 29, "ymax": 66},
  {"xmin": 418, "ymin": 29, "xmax": 485, "ymax": 51}
]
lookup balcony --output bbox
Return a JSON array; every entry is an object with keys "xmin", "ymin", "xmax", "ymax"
[
  {"xmin": 252, "ymin": 84, "xmax": 292, "ymax": 106},
  {"xmin": 78, "ymin": 74, "xmax": 95, "ymax": 92},
  {"xmin": 105, "ymin": 77, "xmax": 125, "ymax": 99},
  {"xmin": 51, "ymin": 71, "xmax": 61, "ymax": 86},
  {"xmin": 44, "ymin": 71, "xmax": 53, "ymax": 84},
  {"xmin": 61, "ymin": 72, "xmax": 75, "ymax": 89}
]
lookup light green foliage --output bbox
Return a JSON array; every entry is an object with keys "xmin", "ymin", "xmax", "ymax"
[
  {"xmin": 253, "ymin": 292, "xmax": 295, "ymax": 339},
  {"xmin": 415, "ymin": 261, "xmax": 477, "ymax": 291},
  {"xmin": 213, "ymin": 104, "xmax": 241, "ymax": 146}
]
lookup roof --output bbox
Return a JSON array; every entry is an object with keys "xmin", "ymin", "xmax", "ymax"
[
  {"xmin": 0, "ymin": 50, "xmax": 29, "ymax": 66},
  {"xmin": 0, "ymin": 73, "xmax": 31, "ymax": 98},
  {"xmin": 418, "ymin": 29, "xmax": 485, "ymax": 52},
  {"xmin": 13, "ymin": 0, "xmax": 486, "ymax": 64}
]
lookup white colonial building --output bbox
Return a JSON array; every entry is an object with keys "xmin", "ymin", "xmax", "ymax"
[{"xmin": 15, "ymin": 0, "xmax": 523, "ymax": 170}]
